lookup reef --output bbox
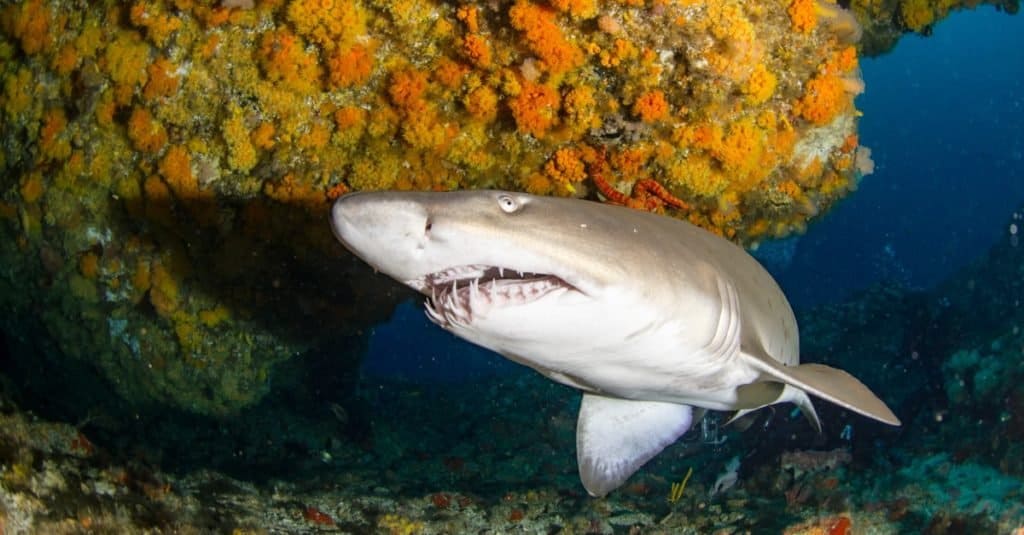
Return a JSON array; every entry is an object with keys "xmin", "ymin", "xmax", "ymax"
[
  {"xmin": 0, "ymin": 0, "xmax": 883, "ymax": 416},
  {"xmin": 849, "ymin": 0, "xmax": 1020, "ymax": 55}
]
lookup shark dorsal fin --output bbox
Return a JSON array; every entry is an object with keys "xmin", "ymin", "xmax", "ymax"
[{"xmin": 576, "ymin": 393, "xmax": 694, "ymax": 497}]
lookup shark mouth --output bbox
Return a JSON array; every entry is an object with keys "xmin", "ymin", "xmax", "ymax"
[{"xmin": 408, "ymin": 265, "xmax": 573, "ymax": 327}]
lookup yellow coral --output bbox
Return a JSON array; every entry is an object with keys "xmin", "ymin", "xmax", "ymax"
[
  {"xmin": 898, "ymin": 0, "xmax": 934, "ymax": 32},
  {"xmin": 223, "ymin": 105, "xmax": 257, "ymax": 172},
  {"xmin": 104, "ymin": 30, "xmax": 150, "ymax": 104},
  {"xmin": 286, "ymin": 0, "xmax": 367, "ymax": 52},
  {"xmin": 463, "ymin": 86, "xmax": 499, "ymax": 123},
  {"xmin": 744, "ymin": 64, "xmax": 777, "ymax": 105},
  {"xmin": 257, "ymin": 29, "xmax": 322, "ymax": 94}
]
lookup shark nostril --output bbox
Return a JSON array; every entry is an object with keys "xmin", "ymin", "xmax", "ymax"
[{"xmin": 425, "ymin": 219, "xmax": 433, "ymax": 233}]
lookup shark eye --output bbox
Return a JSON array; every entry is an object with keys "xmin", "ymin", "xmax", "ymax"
[{"xmin": 497, "ymin": 194, "xmax": 520, "ymax": 214}]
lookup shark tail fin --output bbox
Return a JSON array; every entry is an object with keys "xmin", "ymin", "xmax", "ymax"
[{"xmin": 744, "ymin": 352, "xmax": 901, "ymax": 426}]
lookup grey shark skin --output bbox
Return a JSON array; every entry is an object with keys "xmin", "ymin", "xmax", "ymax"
[{"xmin": 330, "ymin": 190, "xmax": 900, "ymax": 497}]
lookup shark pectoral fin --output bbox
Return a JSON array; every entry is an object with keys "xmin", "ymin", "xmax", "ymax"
[
  {"xmin": 745, "ymin": 354, "xmax": 901, "ymax": 426},
  {"xmin": 576, "ymin": 393, "xmax": 694, "ymax": 498},
  {"xmin": 727, "ymin": 381, "xmax": 822, "ymax": 432}
]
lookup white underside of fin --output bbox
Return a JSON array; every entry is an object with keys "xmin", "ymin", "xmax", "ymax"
[{"xmin": 576, "ymin": 393, "xmax": 694, "ymax": 497}]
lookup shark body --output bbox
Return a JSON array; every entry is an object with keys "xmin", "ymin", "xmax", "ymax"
[{"xmin": 330, "ymin": 190, "xmax": 900, "ymax": 497}]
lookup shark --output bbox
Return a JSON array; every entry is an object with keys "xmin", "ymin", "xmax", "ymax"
[{"xmin": 330, "ymin": 190, "xmax": 900, "ymax": 497}]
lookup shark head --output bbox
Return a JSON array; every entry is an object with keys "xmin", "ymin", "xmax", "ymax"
[
  {"xmin": 331, "ymin": 190, "xmax": 651, "ymax": 356},
  {"xmin": 331, "ymin": 189, "xmax": 616, "ymax": 295},
  {"xmin": 331, "ymin": 190, "xmax": 900, "ymax": 497}
]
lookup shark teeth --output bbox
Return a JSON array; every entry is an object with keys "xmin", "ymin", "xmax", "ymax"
[{"xmin": 421, "ymin": 265, "xmax": 570, "ymax": 328}]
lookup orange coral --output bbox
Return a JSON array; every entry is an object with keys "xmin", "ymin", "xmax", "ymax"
[
  {"xmin": 508, "ymin": 0, "xmax": 583, "ymax": 75},
  {"xmin": 327, "ymin": 44, "xmax": 374, "ymax": 89},
  {"xmin": 2, "ymin": 0, "xmax": 53, "ymax": 55},
  {"xmin": 19, "ymin": 172, "xmax": 44, "ymax": 203},
  {"xmin": 632, "ymin": 90, "xmax": 669, "ymax": 123},
  {"xmin": 508, "ymin": 81, "xmax": 560, "ymax": 138},
  {"xmin": 789, "ymin": 0, "xmax": 818, "ymax": 33},
  {"xmin": 550, "ymin": 0, "xmax": 598, "ymax": 19},
  {"xmin": 39, "ymin": 108, "xmax": 71, "ymax": 161},
  {"xmin": 795, "ymin": 74, "xmax": 847, "ymax": 125},
  {"xmin": 460, "ymin": 34, "xmax": 493, "ymax": 68},
  {"xmin": 127, "ymin": 107, "xmax": 168, "ymax": 153},
  {"xmin": 456, "ymin": 5, "xmax": 479, "ymax": 32},
  {"xmin": 434, "ymin": 58, "xmax": 469, "ymax": 90},
  {"xmin": 544, "ymin": 147, "xmax": 587, "ymax": 185},
  {"xmin": 129, "ymin": 3, "xmax": 182, "ymax": 47},
  {"xmin": 264, "ymin": 173, "xmax": 328, "ymax": 211},
  {"xmin": 388, "ymin": 68, "xmax": 429, "ymax": 113},
  {"xmin": 79, "ymin": 252, "xmax": 100, "ymax": 279},
  {"xmin": 158, "ymin": 145, "xmax": 197, "ymax": 198},
  {"xmin": 257, "ymin": 29, "xmax": 322, "ymax": 94},
  {"xmin": 251, "ymin": 122, "xmax": 276, "ymax": 150},
  {"xmin": 143, "ymin": 57, "xmax": 180, "ymax": 100}
]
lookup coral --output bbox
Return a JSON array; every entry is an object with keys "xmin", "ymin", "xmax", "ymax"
[
  {"xmin": 789, "ymin": 0, "xmax": 819, "ymax": 33},
  {"xmin": 286, "ymin": 0, "xmax": 367, "ymax": 52},
  {"xmin": 508, "ymin": 81, "xmax": 560, "ymax": 139},
  {"xmin": 1, "ymin": 0, "xmax": 54, "ymax": 55},
  {"xmin": 327, "ymin": 44, "xmax": 374, "ymax": 89},
  {"xmin": 127, "ymin": 107, "xmax": 168, "ymax": 153},
  {"xmin": 460, "ymin": 34, "xmax": 492, "ymax": 68},
  {"xmin": 222, "ymin": 105, "xmax": 257, "ymax": 172},
  {"xmin": 143, "ymin": 57, "xmax": 180, "ymax": 100},
  {"xmin": 744, "ymin": 64, "xmax": 777, "ymax": 105},
  {"xmin": 795, "ymin": 74, "xmax": 849, "ymax": 125},
  {"xmin": 378, "ymin": 514, "xmax": 423, "ymax": 535},
  {"xmin": 508, "ymin": 0, "xmax": 583, "ymax": 75},
  {"xmin": 256, "ymin": 29, "xmax": 322, "ymax": 94},
  {"xmin": 632, "ymin": 90, "xmax": 669, "ymax": 123}
]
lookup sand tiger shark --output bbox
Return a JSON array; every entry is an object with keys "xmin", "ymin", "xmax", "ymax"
[{"xmin": 330, "ymin": 190, "xmax": 900, "ymax": 497}]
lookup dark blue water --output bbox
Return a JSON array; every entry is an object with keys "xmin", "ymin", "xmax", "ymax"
[
  {"xmin": 364, "ymin": 6, "xmax": 1024, "ymax": 383},
  {"xmin": 779, "ymin": 6, "xmax": 1024, "ymax": 307}
]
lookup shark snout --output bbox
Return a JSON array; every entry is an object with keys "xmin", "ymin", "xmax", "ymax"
[{"xmin": 329, "ymin": 191, "xmax": 436, "ymax": 282}]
